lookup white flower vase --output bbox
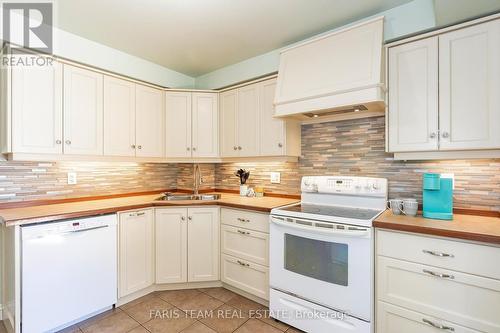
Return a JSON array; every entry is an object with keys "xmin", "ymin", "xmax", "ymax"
[{"xmin": 239, "ymin": 185, "xmax": 248, "ymax": 197}]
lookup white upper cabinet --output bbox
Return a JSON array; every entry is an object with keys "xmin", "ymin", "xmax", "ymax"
[
  {"xmin": 220, "ymin": 90, "xmax": 239, "ymax": 157},
  {"xmin": 388, "ymin": 37, "xmax": 439, "ymax": 152},
  {"xmin": 103, "ymin": 76, "xmax": 136, "ymax": 156},
  {"xmin": 237, "ymin": 85, "xmax": 260, "ymax": 156},
  {"xmin": 11, "ymin": 61, "xmax": 63, "ymax": 154},
  {"xmin": 387, "ymin": 18, "xmax": 500, "ymax": 157},
  {"xmin": 63, "ymin": 64, "xmax": 103, "ymax": 155},
  {"xmin": 439, "ymin": 19, "xmax": 500, "ymax": 150},
  {"xmin": 192, "ymin": 93, "xmax": 219, "ymax": 157},
  {"xmin": 259, "ymin": 78, "xmax": 288, "ymax": 156},
  {"xmin": 165, "ymin": 91, "xmax": 218, "ymax": 159},
  {"xmin": 220, "ymin": 78, "xmax": 301, "ymax": 158},
  {"xmin": 165, "ymin": 92, "xmax": 192, "ymax": 158},
  {"xmin": 135, "ymin": 85, "xmax": 165, "ymax": 158}
]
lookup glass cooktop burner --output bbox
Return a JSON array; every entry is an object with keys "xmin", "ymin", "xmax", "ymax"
[{"xmin": 279, "ymin": 203, "xmax": 382, "ymax": 220}]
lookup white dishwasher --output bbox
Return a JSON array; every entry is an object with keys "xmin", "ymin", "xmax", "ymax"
[{"xmin": 21, "ymin": 214, "xmax": 117, "ymax": 333}]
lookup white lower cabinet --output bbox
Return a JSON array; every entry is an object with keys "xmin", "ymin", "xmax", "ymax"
[
  {"xmin": 220, "ymin": 208, "xmax": 269, "ymax": 300},
  {"xmin": 155, "ymin": 207, "xmax": 219, "ymax": 284},
  {"xmin": 155, "ymin": 208, "xmax": 188, "ymax": 284},
  {"xmin": 376, "ymin": 230, "xmax": 500, "ymax": 333},
  {"xmin": 118, "ymin": 209, "xmax": 154, "ymax": 297},
  {"xmin": 377, "ymin": 301, "xmax": 482, "ymax": 333},
  {"xmin": 221, "ymin": 253, "xmax": 269, "ymax": 300}
]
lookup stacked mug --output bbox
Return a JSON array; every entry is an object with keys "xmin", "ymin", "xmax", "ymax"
[{"xmin": 388, "ymin": 198, "xmax": 418, "ymax": 217}]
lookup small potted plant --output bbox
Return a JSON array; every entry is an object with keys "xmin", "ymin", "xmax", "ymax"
[{"xmin": 235, "ymin": 169, "xmax": 250, "ymax": 196}]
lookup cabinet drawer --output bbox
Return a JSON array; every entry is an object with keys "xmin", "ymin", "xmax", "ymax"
[
  {"xmin": 377, "ymin": 230, "xmax": 500, "ymax": 279},
  {"xmin": 221, "ymin": 208, "xmax": 269, "ymax": 233},
  {"xmin": 377, "ymin": 301, "xmax": 482, "ymax": 333},
  {"xmin": 377, "ymin": 256, "xmax": 500, "ymax": 332},
  {"xmin": 221, "ymin": 253, "xmax": 269, "ymax": 300},
  {"xmin": 221, "ymin": 225, "xmax": 269, "ymax": 266}
]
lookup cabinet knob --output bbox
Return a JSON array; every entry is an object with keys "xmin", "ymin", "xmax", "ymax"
[
  {"xmin": 187, "ymin": 147, "xmax": 190, "ymax": 151},
  {"xmin": 278, "ymin": 143, "xmax": 283, "ymax": 148},
  {"xmin": 192, "ymin": 147, "xmax": 196, "ymax": 151},
  {"xmin": 233, "ymin": 146, "xmax": 238, "ymax": 150},
  {"xmin": 188, "ymin": 216, "xmax": 192, "ymax": 221},
  {"xmin": 181, "ymin": 216, "xmax": 186, "ymax": 221},
  {"xmin": 429, "ymin": 133, "xmax": 436, "ymax": 139},
  {"xmin": 442, "ymin": 131, "xmax": 449, "ymax": 138},
  {"xmin": 238, "ymin": 146, "xmax": 242, "ymax": 150},
  {"xmin": 137, "ymin": 145, "xmax": 142, "ymax": 149},
  {"xmin": 131, "ymin": 144, "xmax": 136, "ymax": 149},
  {"xmin": 55, "ymin": 139, "xmax": 62, "ymax": 144},
  {"xmin": 65, "ymin": 140, "xmax": 71, "ymax": 145}
]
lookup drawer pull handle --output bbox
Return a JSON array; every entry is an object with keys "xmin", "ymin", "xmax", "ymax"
[
  {"xmin": 237, "ymin": 218, "xmax": 250, "ymax": 222},
  {"xmin": 423, "ymin": 269, "xmax": 454, "ymax": 279},
  {"xmin": 423, "ymin": 250, "xmax": 454, "ymax": 258},
  {"xmin": 237, "ymin": 260, "xmax": 250, "ymax": 267},
  {"xmin": 136, "ymin": 212, "xmax": 146, "ymax": 216},
  {"xmin": 237, "ymin": 229, "xmax": 250, "ymax": 235},
  {"xmin": 422, "ymin": 319, "xmax": 455, "ymax": 331}
]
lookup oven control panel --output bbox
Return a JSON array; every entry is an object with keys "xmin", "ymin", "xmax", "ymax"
[{"xmin": 301, "ymin": 176, "xmax": 387, "ymax": 196}]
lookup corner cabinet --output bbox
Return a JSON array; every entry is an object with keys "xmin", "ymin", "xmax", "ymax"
[
  {"xmin": 219, "ymin": 78, "xmax": 301, "ymax": 158},
  {"xmin": 165, "ymin": 92, "xmax": 218, "ymax": 159},
  {"xmin": 387, "ymin": 18, "xmax": 500, "ymax": 157},
  {"xmin": 155, "ymin": 207, "xmax": 219, "ymax": 284},
  {"xmin": 118, "ymin": 209, "xmax": 154, "ymax": 298}
]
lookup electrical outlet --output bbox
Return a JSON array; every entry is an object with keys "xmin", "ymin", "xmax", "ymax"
[
  {"xmin": 270, "ymin": 172, "xmax": 281, "ymax": 184},
  {"xmin": 67, "ymin": 172, "xmax": 77, "ymax": 185}
]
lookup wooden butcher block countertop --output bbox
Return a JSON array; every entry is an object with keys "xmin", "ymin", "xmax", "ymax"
[
  {"xmin": 0, "ymin": 192, "xmax": 299, "ymax": 227},
  {"xmin": 374, "ymin": 209, "xmax": 500, "ymax": 245}
]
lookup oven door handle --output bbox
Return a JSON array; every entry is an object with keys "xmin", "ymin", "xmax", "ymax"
[{"xmin": 271, "ymin": 217, "xmax": 370, "ymax": 238}]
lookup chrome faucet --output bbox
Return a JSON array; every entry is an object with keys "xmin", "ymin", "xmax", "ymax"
[{"xmin": 193, "ymin": 164, "xmax": 203, "ymax": 195}]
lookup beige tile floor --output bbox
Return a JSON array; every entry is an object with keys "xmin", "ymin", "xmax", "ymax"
[{"xmin": 40, "ymin": 288, "xmax": 305, "ymax": 333}]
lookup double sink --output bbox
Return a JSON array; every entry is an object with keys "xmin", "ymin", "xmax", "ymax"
[{"xmin": 156, "ymin": 193, "xmax": 221, "ymax": 201}]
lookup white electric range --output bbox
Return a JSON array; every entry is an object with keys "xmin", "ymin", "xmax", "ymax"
[{"xmin": 269, "ymin": 176, "xmax": 388, "ymax": 333}]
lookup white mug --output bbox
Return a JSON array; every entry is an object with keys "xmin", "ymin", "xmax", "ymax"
[
  {"xmin": 401, "ymin": 200, "xmax": 418, "ymax": 217},
  {"xmin": 387, "ymin": 199, "xmax": 404, "ymax": 215}
]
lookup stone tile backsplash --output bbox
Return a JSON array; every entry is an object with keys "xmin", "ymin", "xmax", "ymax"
[{"xmin": 0, "ymin": 116, "xmax": 498, "ymax": 211}]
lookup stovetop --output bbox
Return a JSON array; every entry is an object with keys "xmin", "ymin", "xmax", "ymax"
[{"xmin": 278, "ymin": 203, "xmax": 383, "ymax": 220}]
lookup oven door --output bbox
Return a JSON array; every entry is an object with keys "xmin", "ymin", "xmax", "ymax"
[{"xmin": 270, "ymin": 215, "xmax": 373, "ymax": 322}]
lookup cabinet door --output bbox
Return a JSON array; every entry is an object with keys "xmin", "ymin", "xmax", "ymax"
[
  {"xmin": 11, "ymin": 61, "xmax": 63, "ymax": 154},
  {"xmin": 165, "ymin": 92, "xmax": 192, "ymax": 158},
  {"xmin": 219, "ymin": 90, "xmax": 238, "ymax": 157},
  {"xmin": 187, "ymin": 207, "xmax": 219, "ymax": 282},
  {"xmin": 119, "ymin": 209, "xmax": 154, "ymax": 297},
  {"xmin": 103, "ymin": 76, "xmax": 136, "ymax": 156},
  {"xmin": 439, "ymin": 20, "xmax": 500, "ymax": 150},
  {"xmin": 388, "ymin": 37, "xmax": 439, "ymax": 152},
  {"xmin": 63, "ymin": 64, "xmax": 103, "ymax": 155},
  {"xmin": 135, "ymin": 85, "xmax": 165, "ymax": 157},
  {"xmin": 192, "ymin": 93, "xmax": 218, "ymax": 157},
  {"xmin": 258, "ymin": 78, "xmax": 284, "ymax": 156},
  {"xmin": 155, "ymin": 208, "xmax": 188, "ymax": 284},
  {"xmin": 237, "ymin": 84, "xmax": 260, "ymax": 156}
]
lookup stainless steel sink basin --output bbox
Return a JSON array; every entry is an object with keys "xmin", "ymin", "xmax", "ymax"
[{"xmin": 156, "ymin": 193, "xmax": 221, "ymax": 201}]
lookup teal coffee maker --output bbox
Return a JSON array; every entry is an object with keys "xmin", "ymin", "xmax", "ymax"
[{"xmin": 422, "ymin": 173, "xmax": 453, "ymax": 220}]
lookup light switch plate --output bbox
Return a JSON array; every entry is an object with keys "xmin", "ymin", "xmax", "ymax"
[
  {"xmin": 67, "ymin": 172, "xmax": 77, "ymax": 185},
  {"xmin": 270, "ymin": 172, "xmax": 281, "ymax": 184}
]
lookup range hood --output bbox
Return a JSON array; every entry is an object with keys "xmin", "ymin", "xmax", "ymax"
[{"xmin": 274, "ymin": 16, "xmax": 385, "ymax": 121}]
